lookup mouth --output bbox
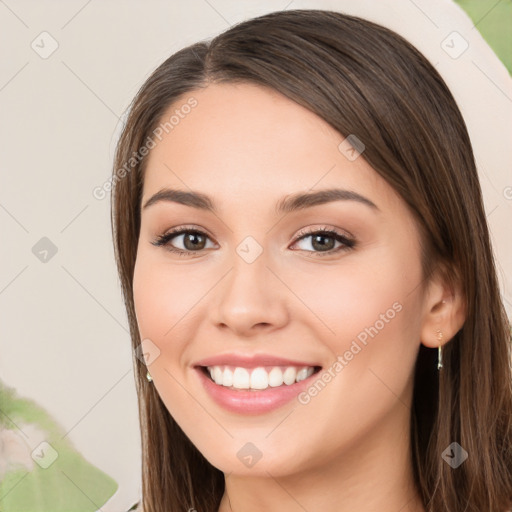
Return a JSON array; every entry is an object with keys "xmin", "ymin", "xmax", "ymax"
[
  {"xmin": 194, "ymin": 361, "xmax": 324, "ymax": 414},
  {"xmin": 198, "ymin": 364, "xmax": 323, "ymax": 391}
]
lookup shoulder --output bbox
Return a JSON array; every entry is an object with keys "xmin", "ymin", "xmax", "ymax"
[{"xmin": 127, "ymin": 501, "xmax": 143, "ymax": 512}]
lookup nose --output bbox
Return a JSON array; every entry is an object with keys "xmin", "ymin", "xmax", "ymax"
[{"xmin": 210, "ymin": 252, "xmax": 290, "ymax": 338}]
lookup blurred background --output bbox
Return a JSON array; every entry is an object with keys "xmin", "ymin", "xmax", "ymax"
[{"xmin": 455, "ymin": 0, "xmax": 511, "ymax": 73}]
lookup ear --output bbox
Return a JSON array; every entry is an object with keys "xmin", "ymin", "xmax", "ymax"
[{"xmin": 420, "ymin": 267, "xmax": 466, "ymax": 348}]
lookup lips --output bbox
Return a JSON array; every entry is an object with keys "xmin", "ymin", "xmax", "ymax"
[
  {"xmin": 193, "ymin": 352, "xmax": 321, "ymax": 369},
  {"xmin": 192, "ymin": 352, "xmax": 323, "ymax": 414}
]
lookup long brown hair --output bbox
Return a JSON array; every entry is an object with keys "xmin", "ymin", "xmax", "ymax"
[{"xmin": 111, "ymin": 9, "xmax": 512, "ymax": 512}]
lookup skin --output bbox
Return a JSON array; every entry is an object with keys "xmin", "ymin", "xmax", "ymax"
[{"xmin": 133, "ymin": 82, "xmax": 465, "ymax": 512}]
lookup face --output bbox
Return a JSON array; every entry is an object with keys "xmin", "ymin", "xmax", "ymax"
[{"xmin": 133, "ymin": 82, "xmax": 426, "ymax": 477}]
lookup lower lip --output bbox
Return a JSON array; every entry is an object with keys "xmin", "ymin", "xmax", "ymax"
[{"xmin": 195, "ymin": 367, "xmax": 320, "ymax": 415}]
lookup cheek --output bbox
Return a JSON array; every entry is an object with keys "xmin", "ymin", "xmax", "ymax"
[
  {"xmin": 289, "ymin": 249, "xmax": 421, "ymax": 352},
  {"xmin": 132, "ymin": 255, "xmax": 184, "ymax": 386},
  {"xmin": 286, "ymin": 247, "xmax": 424, "ymax": 434},
  {"xmin": 132, "ymin": 254, "xmax": 207, "ymax": 409},
  {"xmin": 133, "ymin": 253, "xmax": 205, "ymax": 344},
  {"xmin": 280, "ymin": 252, "xmax": 423, "ymax": 452}
]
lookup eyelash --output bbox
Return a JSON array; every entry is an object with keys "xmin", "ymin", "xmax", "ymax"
[{"xmin": 151, "ymin": 225, "xmax": 356, "ymax": 258}]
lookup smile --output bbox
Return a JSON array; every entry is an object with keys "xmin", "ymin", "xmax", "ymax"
[
  {"xmin": 195, "ymin": 364, "xmax": 322, "ymax": 415},
  {"xmin": 204, "ymin": 365, "xmax": 319, "ymax": 390}
]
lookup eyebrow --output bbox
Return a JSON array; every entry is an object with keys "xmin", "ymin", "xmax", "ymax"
[{"xmin": 142, "ymin": 187, "xmax": 379, "ymax": 214}]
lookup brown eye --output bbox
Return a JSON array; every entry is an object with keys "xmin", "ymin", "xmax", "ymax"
[
  {"xmin": 152, "ymin": 228, "xmax": 215, "ymax": 255},
  {"xmin": 182, "ymin": 232, "xmax": 207, "ymax": 250},
  {"xmin": 310, "ymin": 233, "xmax": 337, "ymax": 251},
  {"xmin": 291, "ymin": 228, "xmax": 356, "ymax": 256}
]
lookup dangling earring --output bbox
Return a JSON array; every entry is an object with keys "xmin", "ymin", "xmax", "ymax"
[
  {"xmin": 146, "ymin": 370, "xmax": 153, "ymax": 382},
  {"xmin": 436, "ymin": 329, "xmax": 443, "ymax": 370}
]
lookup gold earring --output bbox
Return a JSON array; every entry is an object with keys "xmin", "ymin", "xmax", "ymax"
[
  {"xmin": 436, "ymin": 329, "xmax": 443, "ymax": 370},
  {"xmin": 146, "ymin": 370, "xmax": 153, "ymax": 382}
]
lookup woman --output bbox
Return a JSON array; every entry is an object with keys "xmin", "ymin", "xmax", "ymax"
[{"xmin": 112, "ymin": 9, "xmax": 512, "ymax": 512}]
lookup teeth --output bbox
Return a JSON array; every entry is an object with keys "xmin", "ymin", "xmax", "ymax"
[
  {"xmin": 223, "ymin": 367, "xmax": 233, "ymax": 387},
  {"xmin": 206, "ymin": 365, "xmax": 316, "ymax": 390},
  {"xmin": 250, "ymin": 367, "xmax": 268, "ymax": 390},
  {"xmin": 213, "ymin": 366, "xmax": 223, "ymax": 385},
  {"xmin": 233, "ymin": 367, "xmax": 250, "ymax": 389},
  {"xmin": 268, "ymin": 367, "xmax": 284, "ymax": 387},
  {"xmin": 296, "ymin": 367, "xmax": 310, "ymax": 382},
  {"xmin": 283, "ymin": 367, "xmax": 296, "ymax": 385}
]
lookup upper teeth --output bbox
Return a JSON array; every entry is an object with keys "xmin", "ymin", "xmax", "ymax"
[{"xmin": 207, "ymin": 365, "xmax": 316, "ymax": 390}]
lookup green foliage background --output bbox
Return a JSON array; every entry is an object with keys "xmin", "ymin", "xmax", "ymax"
[{"xmin": 455, "ymin": 0, "xmax": 512, "ymax": 73}]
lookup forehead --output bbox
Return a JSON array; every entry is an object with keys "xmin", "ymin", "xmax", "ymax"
[{"xmin": 142, "ymin": 82, "xmax": 398, "ymax": 214}]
